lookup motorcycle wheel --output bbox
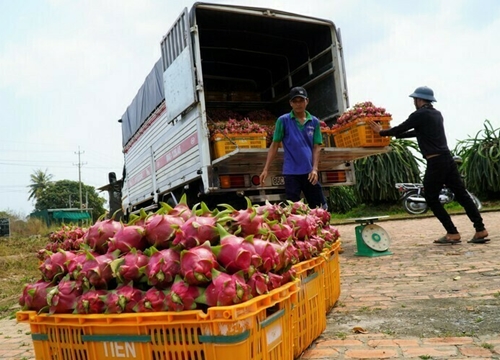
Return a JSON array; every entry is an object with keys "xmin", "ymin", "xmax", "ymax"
[
  {"xmin": 402, "ymin": 191, "xmax": 428, "ymax": 215},
  {"xmin": 469, "ymin": 193, "xmax": 482, "ymax": 211}
]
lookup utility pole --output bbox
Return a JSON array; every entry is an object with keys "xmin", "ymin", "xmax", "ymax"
[{"xmin": 74, "ymin": 147, "xmax": 87, "ymax": 209}]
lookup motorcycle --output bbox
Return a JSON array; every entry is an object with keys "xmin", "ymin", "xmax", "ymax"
[{"xmin": 395, "ymin": 182, "xmax": 482, "ymax": 215}]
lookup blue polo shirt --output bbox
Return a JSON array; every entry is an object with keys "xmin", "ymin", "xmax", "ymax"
[{"xmin": 273, "ymin": 111, "xmax": 322, "ymax": 175}]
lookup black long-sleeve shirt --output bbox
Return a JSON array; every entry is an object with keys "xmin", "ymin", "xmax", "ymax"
[{"xmin": 379, "ymin": 105, "xmax": 450, "ymax": 157}]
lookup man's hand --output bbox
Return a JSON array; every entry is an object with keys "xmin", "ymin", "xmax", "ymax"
[
  {"xmin": 259, "ymin": 169, "xmax": 268, "ymax": 186},
  {"xmin": 368, "ymin": 120, "xmax": 382, "ymax": 134},
  {"xmin": 308, "ymin": 169, "xmax": 318, "ymax": 185}
]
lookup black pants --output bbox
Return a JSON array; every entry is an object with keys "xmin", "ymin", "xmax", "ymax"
[
  {"xmin": 423, "ymin": 153, "xmax": 485, "ymax": 234},
  {"xmin": 284, "ymin": 174, "xmax": 326, "ymax": 209}
]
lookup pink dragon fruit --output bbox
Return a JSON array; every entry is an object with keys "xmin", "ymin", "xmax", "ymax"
[
  {"xmin": 246, "ymin": 272, "xmax": 269, "ymax": 297},
  {"xmin": 46, "ymin": 277, "xmax": 84, "ymax": 314},
  {"xmin": 309, "ymin": 207, "xmax": 331, "ymax": 226},
  {"xmin": 266, "ymin": 221, "xmax": 294, "ymax": 242},
  {"xmin": 266, "ymin": 272, "xmax": 283, "ymax": 291},
  {"xmin": 253, "ymin": 238, "xmax": 282, "ymax": 273},
  {"xmin": 145, "ymin": 247, "xmax": 181, "ymax": 289},
  {"xmin": 179, "ymin": 241, "xmax": 219, "ymax": 285},
  {"xmin": 212, "ymin": 224, "xmax": 260, "ymax": 275},
  {"xmin": 295, "ymin": 240, "xmax": 317, "ymax": 260},
  {"xmin": 172, "ymin": 209, "xmax": 220, "ymax": 249},
  {"xmin": 322, "ymin": 225, "xmax": 340, "ymax": 244},
  {"xmin": 159, "ymin": 193, "xmax": 192, "ymax": 221},
  {"xmin": 134, "ymin": 287, "xmax": 168, "ymax": 312},
  {"xmin": 165, "ymin": 275, "xmax": 202, "ymax": 311},
  {"xmin": 103, "ymin": 283, "xmax": 143, "ymax": 313},
  {"xmin": 39, "ymin": 249, "xmax": 76, "ymax": 282},
  {"xmin": 67, "ymin": 250, "xmax": 98, "ymax": 280},
  {"xmin": 287, "ymin": 213, "xmax": 319, "ymax": 240},
  {"xmin": 19, "ymin": 280, "xmax": 55, "ymax": 311},
  {"xmin": 144, "ymin": 214, "xmax": 184, "ymax": 249},
  {"xmin": 75, "ymin": 289, "xmax": 108, "ymax": 314},
  {"xmin": 107, "ymin": 225, "xmax": 148, "ymax": 254},
  {"xmin": 219, "ymin": 197, "xmax": 270, "ymax": 237},
  {"xmin": 286, "ymin": 200, "xmax": 309, "ymax": 214},
  {"xmin": 280, "ymin": 241, "xmax": 300, "ymax": 270},
  {"xmin": 255, "ymin": 200, "xmax": 286, "ymax": 221},
  {"xmin": 84, "ymin": 218, "xmax": 124, "ymax": 254},
  {"xmin": 308, "ymin": 235, "xmax": 326, "ymax": 253},
  {"xmin": 77, "ymin": 251, "xmax": 117, "ymax": 289},
  {"xmin": 197, "ymin": 269, "xmax": 252, "ymax": 307},
  {"xmin": 280, "ymin": 268, "xmax": 297, "ymax": 286},
  {"xmin": 110, "ymin": 249, "xmax": 149, "ymax": 284}
]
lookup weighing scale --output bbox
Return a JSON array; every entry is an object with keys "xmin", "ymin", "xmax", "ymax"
[{"xmin": 351, "ymin": 216, "xmax": 393, "ymax": 257}]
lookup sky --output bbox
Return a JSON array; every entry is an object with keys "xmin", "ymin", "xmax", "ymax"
[{"xmin": 1, "ymin": 0, "xmax": 499, "ymax": 217}]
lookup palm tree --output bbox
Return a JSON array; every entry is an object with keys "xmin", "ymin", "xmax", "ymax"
[{"xmin": 28, "ymin": 169, "xmax": 53, "ymax": 202}]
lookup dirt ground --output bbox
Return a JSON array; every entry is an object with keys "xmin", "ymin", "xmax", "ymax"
[{"xmin": 322, "ymin": 211, "xmax": 500, "ymax": 339}]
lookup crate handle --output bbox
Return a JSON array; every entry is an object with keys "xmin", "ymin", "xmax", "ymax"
[
  {"xmin": 302, "ymin": 270, "xmax": 319, "ymax": 285},
  {"xmin": 81, "ymin": 334, "xmax": 151, "ymax": 343},
  {"xmin": 199, "ymin": 330, "xmax": 250, "ymax": 344},
  {"xmin": 260, "ymin": 308, "xmax": 285, "ymax": 328}
]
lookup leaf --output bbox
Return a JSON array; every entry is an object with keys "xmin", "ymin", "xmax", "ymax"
[{"xmin": 352, "ymin": 326, "xmax": 367, "ymax": 334}]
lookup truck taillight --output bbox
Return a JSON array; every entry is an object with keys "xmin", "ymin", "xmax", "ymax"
[
  {"xmin": 321, "ymin": 170, "xmax": 347, "ymax": 183},
  {"xmin": 219, "ymin": 175, "xmax": 249, "ymax": 189}
]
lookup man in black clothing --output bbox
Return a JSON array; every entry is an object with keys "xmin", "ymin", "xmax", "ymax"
[{"xmin": 369, "ymin": 86, "xmax": 489, "ymax": 244}]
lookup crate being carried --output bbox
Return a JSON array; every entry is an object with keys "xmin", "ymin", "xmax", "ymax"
[
  {"xmin": 17, "ymin": 280, "xmax": 299, "ymax": 360},
  {"xmin": 332, "ymin": 101, "xmax": 392, "ymax": 148}
]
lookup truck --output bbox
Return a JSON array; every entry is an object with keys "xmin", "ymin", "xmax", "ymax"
[{"xmin": 101, "ymin": 2, "xmax": 389, "ymax": 217}]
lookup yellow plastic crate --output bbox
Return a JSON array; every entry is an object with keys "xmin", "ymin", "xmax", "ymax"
[
  {"xmin": 332, "ymin": 116, "xmax": 391, "ymax": 148},
  {"xmin": 291, "ymin": 256, "xmax": 326, "ymax": 358},
  {"xmin": 211, "ymin": 132, "xmax": 267, "ymax": 158},
  {"xmin": 321, "ymin": 241, "xmax": 341, "ymax": 313},
  {"xmin": 17, "ymin": 280, "xmax": 299, "ymax": 360}
]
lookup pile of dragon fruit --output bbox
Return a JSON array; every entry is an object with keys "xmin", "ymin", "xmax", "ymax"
[
  {"xmin": 19, "ymin": 197, "xmax": 340, "ymax": 315},
  {"xmin": 332, "ymin": 101, "xmax": 392, "ymax": 130}
]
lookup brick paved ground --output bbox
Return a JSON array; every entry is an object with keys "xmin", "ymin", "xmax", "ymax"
[{"xmin": 1, "ymin": 211, "xmax": 499, "ymax": 360}]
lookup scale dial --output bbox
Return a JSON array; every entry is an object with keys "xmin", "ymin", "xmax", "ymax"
[{"xmin": 361, "ymin": 224, "xmax": 390, "ymax": 251}]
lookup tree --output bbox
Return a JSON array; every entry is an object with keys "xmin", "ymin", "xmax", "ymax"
[
  {"xmin": 27, "ymin": 169, "xmax": 53, "ymax": 202},
  {"xmin": 35, "ymin": 180, "xmax": 106, "ymax": 221}
]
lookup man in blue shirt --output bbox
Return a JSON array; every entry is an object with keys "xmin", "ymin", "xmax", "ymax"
[{"xmin": 260, "ymin": 87, "xmax": 326, "ymax": 209}]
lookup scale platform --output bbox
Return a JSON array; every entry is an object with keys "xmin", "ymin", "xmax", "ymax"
[{"xmin": 350, "ymin": 216, "xmax": 393, "ymax": 257}]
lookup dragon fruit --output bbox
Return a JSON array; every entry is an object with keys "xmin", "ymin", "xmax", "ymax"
[
  {"xmin": 179, "ymin": 241, "xmax": 219, "ymax": 285},
  {"xmin": 322, "ymin": 225, "xmax": 340, "ymax": 243},
  {"xmin": 39, "ymin": 249, "xmax": 76, "ymax": 282},
  {"xmin": 144, "ymin": 247, "xmax": 181, "ymax": 289},
  {"xmin": 266, "ymin": 220, "xmax": 294, "ymax": 242},
  {"xmin": 219, "ymin": 197, "xmax": 271, "ymax": 237},
  {"xmin": 172, "ymin": 205, "xmax": 220, "ymax": 249},
  {"xmin": 165, "ymin": 275, "xmax": 202, "ymax": 311},
  {"xmin": 77, "ymin": 251, "xmax": 117, "ymax": 289},
  {"xmin": 197, "ymin": 269, "xmax": 252, "ymax": 307},
  {"xmin": 280, "ymin": 268, "xmax": 297, "ymax": 286},
  {"xmin": 75, "ymin": 289, "xmax": 108, "ymax": 314},
  {"xmin": 212, "ymin": 224, "xmax": 260, "ymax": 275},
  {"xmin": 308, "ymin": 235, "xmax": 326, "ymax": 253},
  {"xmin": 266, "ymin": 272, "xmax": 284, "ymax": 291},
  {"xmin": 67, "ymin": 249, "xmax": 98, "ymax": 280},
  {"xmin": 144, "ymin": 214, "xmax": 184, "ymax": 249},
  {"xmin": 84, "ymin": 218, "xmax": 123, "ymax": 254},
  {"xmin": 252, "ymin": 238, "xmax": 282, "ymax": 273},
  {"xmin": 287, "ymin": 213, "xmax": 319, "ymax": 240},
  {"xmin": 103, "ymin": 283, "xmax": 143, "ymax": 313},
  {"xmin": 255, "ymin": 200, "xmax": 286, "ymax": 222},
  {"xmin": 134, "ymin": 287, "xmax": 168, "ymax": 312},
  {"xmin": 46, "ymin": 277, "xmax": 84, "ymax": 314},
  {"xmin": 309, "ymin": 207, "xmax": 331, "ymax": 226},
  {"xmin": 295, "ymin": 240, "xmax": 317, "ymax": 260},
  {"xmin": 19, "ymin": 280, "xmax": 55, "ymax": 311},
  {"xmin": 107, "ymin": 225, "xmax": 148, "ymax": 254},
  {"xmin": 286, "ymin": 200, "xmax": 310, "ymax": 214},
  {"xmin": 246, "ymin": 272, "xmax": 269, "ymax": 297},
  {"xmin": 159, "ymin": 193, "xmax": 192, "ymax": 221},
  {"xmin": 110, "ymin": 249, "xmax": 149, "ymax": 284}
]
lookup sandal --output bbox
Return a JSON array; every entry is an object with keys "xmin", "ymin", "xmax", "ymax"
[
  {"xmin": 467, "ymin": 237, "xmax": 490, "ymax": 244},
  {"xmin": 433, "ymin": 236, "xmax": 461, "ymax": 245}
]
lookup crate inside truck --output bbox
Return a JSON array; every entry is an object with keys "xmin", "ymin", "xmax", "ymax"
[{"xmin": 104, "ymin": 3, "xmax": 389, "ymax": 216}]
